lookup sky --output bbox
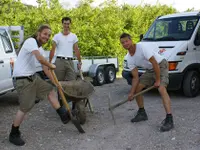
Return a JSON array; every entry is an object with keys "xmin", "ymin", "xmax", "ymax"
[{"xmin": 21, "ymin": 0, "xmax": 200, "ymax": 12}]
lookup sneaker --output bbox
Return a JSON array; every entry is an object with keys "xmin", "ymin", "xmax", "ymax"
[
  {"xmin": 160, "ymin": 116, "xmax": 174, "ymax": 132},
  {"xmin": 131, "ymin": 110, "xmax": 148, "ymax": 123},
  {"xmin": 9, "ymin": 131, "xmax": 25, "ymax": 146}
]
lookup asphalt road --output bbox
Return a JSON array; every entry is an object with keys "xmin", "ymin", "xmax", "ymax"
[{"xmin": 0, "ymin": 78, "xmax": 200, "ymax": 150}]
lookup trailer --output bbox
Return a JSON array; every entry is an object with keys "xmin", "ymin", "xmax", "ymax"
[{"xmin": 43, "ymin": 52, "xmax": 119, "ymax": 86}]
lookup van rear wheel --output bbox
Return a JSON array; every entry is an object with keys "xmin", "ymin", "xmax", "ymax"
[{"xmin": 183, "ymin": 71, "xmax": 200, "ymax": 97}]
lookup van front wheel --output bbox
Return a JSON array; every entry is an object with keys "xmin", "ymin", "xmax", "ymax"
[{"xmin": 183, "ymin": 71, "xmax": 200, "ymax": 97}]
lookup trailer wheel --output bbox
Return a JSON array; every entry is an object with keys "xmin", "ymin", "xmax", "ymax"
[
  {"xmin": 105, "ymin": 66, "xmax": 116, "ymax": 83},
  {"xmin": 183, "ymin": 71, "xmax": 200, "ymax": 97},
  {"xmin": 93, "ymin": 67, "xmax": 105, "ymax": 86}
]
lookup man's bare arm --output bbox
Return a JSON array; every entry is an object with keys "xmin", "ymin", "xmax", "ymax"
[
  {"xmin": 49, "ymin": 42, "xmax": 56, "ymax": 63},
  {"xmin": 32, "ymin": 50, "xmax": 55, "ymax": 69},
  {"xmin": 149, "ymin": 56, "xmax": 160, "ymax": 82},
  {"xmin": 73, "ymin": 42, "xmax": 81, "ymax": 63},
  {"xmin": 42, "ymin": 65, "xmax": 55, "ymax": 84}
]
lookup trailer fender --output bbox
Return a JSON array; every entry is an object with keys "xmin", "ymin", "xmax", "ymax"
[
  {"xmin": 88, "ymin": 64, "xmax": 103, "ymax": 78},
  {"xmin": 88, "ymin": 63, "xmax": 116, "ymax": 78}
]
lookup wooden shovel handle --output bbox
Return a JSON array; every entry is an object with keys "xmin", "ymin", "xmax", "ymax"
[
  {"xmin": 50, "ymin": 70, "xmax": 72, "ymax": 115},
  {"xmin": 109, "ymin": 86, "xmax": 155, "ymax": 111}
]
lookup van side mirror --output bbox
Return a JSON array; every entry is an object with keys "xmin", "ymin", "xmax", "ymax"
[{"xmin": 140, "ymin": 34, "xmax": 143, "ymax": 41}]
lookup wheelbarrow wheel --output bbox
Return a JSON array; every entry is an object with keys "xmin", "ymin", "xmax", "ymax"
[{"xmin": 74, "ymin": 100, "xmax": 86, "ymax": 125}]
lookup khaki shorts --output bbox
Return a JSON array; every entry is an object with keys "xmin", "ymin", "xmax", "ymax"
[
  {"xmin": 13, "ymin": 75, "xmax": 53, "ymax": 113},
  {"xmin": 55, "ymin": 58, "xmax": 76, "ymax": 81},
  {"xmin": 139, "ymin": 59, "xmax": 169, "ymax": 87}
]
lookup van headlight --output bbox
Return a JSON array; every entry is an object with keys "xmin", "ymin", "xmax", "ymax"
[{"xmin": 168, "ymin": 62, "xmax": 178, "ymax": 71}]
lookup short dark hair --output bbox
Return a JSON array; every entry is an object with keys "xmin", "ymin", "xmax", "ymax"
[
  {"xmin": 62, "ymin": 17, "xmax": 71, "ymax": 23},
  {"xmin": 120, "ymin": 33, "xmax": 132, "ymax": 40}
]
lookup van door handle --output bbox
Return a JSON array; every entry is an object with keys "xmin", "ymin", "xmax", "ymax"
[
  {"xmin": 193, "ymin": 47, "xmax": 196, "ymax": 50},
  {"xmin": 0, "ymin": 60, "xmax": 4, "ymax": 63}
]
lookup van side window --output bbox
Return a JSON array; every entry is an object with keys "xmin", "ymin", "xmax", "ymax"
[
  {"xmin": 194, "ymin": 26, "xmax": 200, "ymax": 46},
  {"xmin": 0, "ymin": 29, "xmax": 13, "ymax": 53}
]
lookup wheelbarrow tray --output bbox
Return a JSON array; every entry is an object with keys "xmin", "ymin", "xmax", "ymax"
[{"xmin": 60, "ymin": 79, "xmax": 94, "ymax": 102}]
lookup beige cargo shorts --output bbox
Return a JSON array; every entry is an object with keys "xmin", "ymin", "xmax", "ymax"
[
  {"xmin": 139, "ymin": 59, "xmax": 169, "ymax": 87},
  {"xmin": 13, "ymin": 75, "xmax": 53, "ymax": 113},
  {"xmin": 55, "ymin": 58, "xmax": 76, "ymax": 81}
]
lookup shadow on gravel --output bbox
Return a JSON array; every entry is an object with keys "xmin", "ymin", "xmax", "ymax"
[{"xmin": 0, "ymin": 91, "xmax": 19, "ymax": 107}]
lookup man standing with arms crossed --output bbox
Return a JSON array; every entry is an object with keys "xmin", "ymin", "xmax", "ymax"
[{"xmin": 120, "ymin": 33, "xmax": 174, "ymax": 132}]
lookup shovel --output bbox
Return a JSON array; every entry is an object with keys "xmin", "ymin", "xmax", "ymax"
[{"xmin": 50, "ymin": 70, "xmax": 85, "ymax": 133}]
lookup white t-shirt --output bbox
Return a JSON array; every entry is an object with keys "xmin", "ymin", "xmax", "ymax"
[
  {"xmin": 126, "ymin": 43, "xmax": 164, "ymax": 71},
  {"xmin": 53, "ymin": 32, "xmax": 78, "ymax": 58},
  {"xmin": 13, "ymin": 38, "xmax": 39, "ymax": 77}
]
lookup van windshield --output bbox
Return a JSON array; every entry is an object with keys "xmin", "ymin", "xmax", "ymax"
[{"xmin": 143, "ymin": 16, "xmax": 199, "ymax": 41}]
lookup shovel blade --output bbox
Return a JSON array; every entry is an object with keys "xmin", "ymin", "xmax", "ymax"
[{"xmin": 71, "ymin": 117, "xmax": 85, "ymax": 133}]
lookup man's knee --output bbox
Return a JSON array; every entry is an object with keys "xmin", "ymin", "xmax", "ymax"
[
  {"xmin": 19, "ymin": 105, "xmax": 34, "ymax": 113},
  {"xmin": 158, "ymin": 85, "xmax": 167, "ymax": 95},
  {"xmin": 136, "ymin": 84, "xmax": 146, "ymax": 93}
]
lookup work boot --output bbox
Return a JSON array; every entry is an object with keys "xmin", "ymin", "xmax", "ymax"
[
  {"xmin": 160, "ymin": 115, "xmax": 174, "ymax": 132},
  {"xmin": 9, "ymin": 125, "xmax": 25, "ymax": 146},
  {"xmin": 131, "ymin": 109, "xmax": 148, "ymax": 123},
  {"xmin": 56, "ymin": 107, "xmax": 70, "ymax": 124}
]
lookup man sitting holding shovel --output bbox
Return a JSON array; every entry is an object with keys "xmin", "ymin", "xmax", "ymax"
[{"xmin": 120, "ymin": 33, "xmax": 174, "ymax": 132}]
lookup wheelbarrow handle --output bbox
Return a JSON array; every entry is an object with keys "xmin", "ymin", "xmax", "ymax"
[{"xmin": 79, "ymin": 69, "xmax": 84, "ymax": 80}]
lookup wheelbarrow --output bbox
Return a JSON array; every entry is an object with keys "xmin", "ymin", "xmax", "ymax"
[{"xmin": 57, "ymin": 71, "xmax": 95, "ymax": 125}]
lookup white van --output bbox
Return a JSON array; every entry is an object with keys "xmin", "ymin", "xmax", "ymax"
[
  {"xmin": 0, "ymin": 26, "xmax": 23, "ymax": 95},
  {"xmin": 122, "ymin": 11, "xmax": 200, "ymax": 97}
]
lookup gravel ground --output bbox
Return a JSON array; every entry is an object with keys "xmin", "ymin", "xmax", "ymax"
[{"xmin": 0, "ymin": 78, "xmax": 200, "ymax": 150}]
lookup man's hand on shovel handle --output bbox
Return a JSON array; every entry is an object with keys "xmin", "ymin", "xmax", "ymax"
[
  {"xmin": 128, "ymin": 92, "xmax": 134, "ymax": 101},
  {"xmin": 77, "ymin": 62, "xmax": 82, "ymax": 70},
  {"xmin": 49, "ymin": 64, "xmax": 56, "ymax": 70}
]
